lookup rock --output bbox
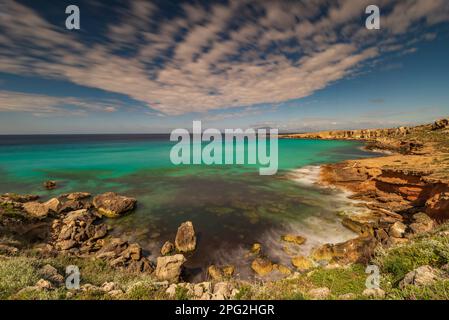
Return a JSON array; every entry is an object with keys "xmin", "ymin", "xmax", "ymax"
[
  {"xmin": 281, "ymin": 234, "xmax": 306, "ymax": 245},
  {"xmin": 155, "ymin": 254, "xmax": 186, "ymax": 282},
  {"xmin": 93, "ymin": 192, "xmax": 136, "ymax": 218},
  {"xmin": 338, "ymin": 293, "xmax": 356, "ymax": 300},
  {"xmin": 212, "ymin": 282, "xmax": 233, "ymax": 300},
  {"xmin": 291, "ymin": 256, "xmax": 314, "ymax": 272},
  {"xmin": 274, "ymin": 264, "xmax": 292, "ymax": 275},
  {"xmin": 193, "ymin": 282, "xmax": 212, "ymax": 298},
  {"xmin": 92, "ymin": 224, "xmax": 108, "ymax": 240},
  {"xmin": 409, "ymin": 212, "xmax": 435, "ymax": 234},
  {"xmin": 1, "ymin": 193, "xmax": 39, "ymax": 203},
  {"xmin": 66, "ymin": 192, "xmax": 91, "ymax": 200},
  {"xmin": 108, "ymin": 289, "xmax": 124, "ymax": 297},
  {"xmin": 311, "ymin": 236, "xmax": 377, "ymax": 264},
  {"xmin": 101, "ymin": 282, "xmax": 118, "ymax": 292},
  {"xmin": 362, "ymin": 288, "xmax": 385, "ymax": 299},
  {"xmin": 122, "ymin": 243, "xmax": 142, "ymax": 261},
  {"xmin": 208, "ymin": 265, "xmax": 235, "ymax": 280},
  {"xmin": 161, "ymin": 241, "xmax": 174, "ymax": 256},
  {"xmin": 23, "ymin": 202, "xmax": 49, "ymax": 218},
  {"xmin": 35, "ymin": 279, "xmax": 53, "ymax": 290},
  {"xmin": 308, "ymin": 287, "xmax": 330, "ymax": 300},
  {"xmin": 389, "ymin": 221, "xmax": 407, "ymax": 238},
  {"xmin": 387, "ymin": 237, "xmax": 409, "ymax": 246},
  {"xmin": 208, "ymin": 265, "xmax": 224, "ymax": 280},
  {"xmin": 58, "ymin": 200, "xmax": 84, "ymax": 214},
  {"xmin": 165, "ymin": 284, "xmax": 177, "ymax": 297},
  {"xmin": 174, "ymin": 221, "xmax": 196, "ymax": 252},
  {"xmin": 251, "ymin": 257, "xmax": 273, "ymax": 276},
  {"xmin": 57, "ymin": 239, "xmax": 77, "ymax": 250},
  {"xmin": 43, "ymin": 180, "xmax": 57, "ymax": 190},
  {"xmin": 39, "ymin": 264, "xmax": 64, "ymax": 284},
  {"xmin": 399, "ymin": 265, "xmax": 439, "ymax": 289},
  {"xmin": 431, "ymin": 118, "xmax": 449, "ymax": 130},
  {"xmin": 44, "ymin": 198, "xmax": 60, "ymax": 213},
  {"xmin": 250, "ymin": 243, "xmax": 261, "ymax": 255}
]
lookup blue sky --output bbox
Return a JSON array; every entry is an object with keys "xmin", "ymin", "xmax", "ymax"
[{"xmin": 0, "ymin": 0, "xmax": 449, "ymax": 133}]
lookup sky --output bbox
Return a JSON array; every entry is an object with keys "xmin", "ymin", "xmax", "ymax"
[{"xmin": 0, "ymin": 0, "xmax": 449, "ymax": 134}]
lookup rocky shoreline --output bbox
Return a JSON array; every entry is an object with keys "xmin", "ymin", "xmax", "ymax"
[{"xmin": 1, "ymin": 118, "xmax": 449, "ymax": 300}]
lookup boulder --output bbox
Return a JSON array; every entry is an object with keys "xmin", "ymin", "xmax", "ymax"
[
  {"xmin": 311, "ymin": 236, "xmax": 377, "ymax": 264},
  {"xmin": 281, "ymin": 234, "xmax": 306, "ymax": 245},
  {"xmin": 431, "ymin": 118, "xmax": 449, "ymax": 130},
  {"xmin": 43, "ymin": 180, "xmax": 56, "ymax": 190},
  {"xmin": 251, "ymin": 257, "xmax": 273, "ymax": 276},
  {"xmin": 389, "ymin": 221, "xmax": 407, "ymax": 238},
  {"xmin": 155, "ymin": 254, "xmax": 186, "ymax": 282},
  {"xmin": 39, "ymin": 264, "xmax": 64, "ymax": 284},
  {"xmin": 58, "ymin": 200, "xmax": 84, "ymax": 214},
  {"xmin": 212, "ymin": 282, "xmax": 234, "ymax": 300},
  {"xmin": 174, "ymin": 221, "xmax": 196, "ymax": 252},
  {"xmin": 207, "ymin": 265, "xmax": 235, "ymax": 280},
  {"xmin": 161, "ymin": 241, "xmax": 174, "ymax": 256},
  {"xmin": 93, "ymin": 192, "xmax": 136, "ymax": 218},
  {"xmin": 35, "ymin": 279, "xmax": 53, "ymax": 290},
  {"xmin": 291, "ymin": 256, "xmax": 314, "ymax": 271},
  {"xmin": 399, "ymin": 265, "xmax": 439, "ymax": 289},
  {"xmin": 409, "ymin": 212, "xmax": 435, "ymax": 234},
  {"xmin": 23, "ymin": 202, "xmax": 49, "ymax": 218},
  {"xmin": 274, "ymin": 264, "xmax": 292, "ymax": 275},
  {"xmin": 1, "ymin": 193, "xmax": 39, "ymax": 203}
]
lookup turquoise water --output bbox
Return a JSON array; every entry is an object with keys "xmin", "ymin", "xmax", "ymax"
[{"xmin": 0, "ymin": 135, "xmax": 376, "ymax": 279}]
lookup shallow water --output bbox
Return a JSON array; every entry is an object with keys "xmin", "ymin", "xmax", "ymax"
[{"xmin": 0, "ymin": 135, "xmax": 377, "ymax": 280}]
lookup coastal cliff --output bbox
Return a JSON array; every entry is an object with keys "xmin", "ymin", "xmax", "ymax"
[{"xmin": 282, "ymin": 118, "xmax": 449, "ymax": 220}]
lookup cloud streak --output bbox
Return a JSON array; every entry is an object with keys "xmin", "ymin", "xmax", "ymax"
[{"xmin": 0, "ymin": 0, "xmax": 448, "ymax": 115}]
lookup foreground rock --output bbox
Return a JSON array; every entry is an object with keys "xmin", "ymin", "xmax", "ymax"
[
  {"xmin": 311, "ymin": 236, "xmax": 377, "ymax": 264},
  {"xmin": 175, "ymin": 221, "xmax": 196, "ymax": 252},
  {"xmin": 23, "ymin": 202, "xmax": 49, "ymax": 218},
  {"xmin": 93, "ymin": 192, "xmax": 136, "ymax": 218},
  {"xmin": 155, "ymin": 254, "xmax": 186, "ymax": 282},
  {"xmin": 399, "ymin": 265, "xmax": 440, "ymax": 289},
  {"xmin": 207, "ymin": 265, "xmax": 235, "ymax": 280}
]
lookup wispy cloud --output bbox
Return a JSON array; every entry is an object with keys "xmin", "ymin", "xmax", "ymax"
[{"xmin": 0, "ymin": 0, "xmax": 448, "ymax": 116}]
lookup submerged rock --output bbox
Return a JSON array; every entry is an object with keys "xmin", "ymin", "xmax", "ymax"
[
  {"xmin": 291, "ymin": 256, "xmax": 314, "ymax": 272},
  {"xmin": 93, "ymin": 192, "xmax": 136, "ymax": 218},
  {"xmin": 43, "ymin": 180, "xmax": 57, "ymax": 190},
  {"xmin": 281, "ymin": 234, "xmax": 306, "ymax": 245},
  {"xmin": 207, "ymin": 265, "xmax": 235, "ymax": 280},
  {"xmin": 250, "ymin": 243, "xmax": 262, "ymax": 255},
  {"xmin": 155, "ymin": 254, "xmax": 186, "ymax": 282},
  {"xmin": 175, "ymin": 221, "xmax": 196, "ymax": 252},
  {"xmin": 251, "ymin": 257, "xmax": 273, "ymax": 276}
]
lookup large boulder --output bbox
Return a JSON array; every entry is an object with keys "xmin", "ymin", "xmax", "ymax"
[
  {"xmin": 160, "ymin": 241, "xmax": 174, "ymax": 256},
  {"xmin": 93, "ymin": 192, "xmax": 136, "ymax": 218},
  {"xmin": 155, "ymin": 254, "xmax": 186, "ymax": 282},
  {"xmin": 175, "ymin": 221, "xmax": 196, "ymax": 252}
]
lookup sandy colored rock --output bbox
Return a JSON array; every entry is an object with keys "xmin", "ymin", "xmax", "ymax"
[
  {"xmin": 399, "ymin": 265, "xmax": 439, "ymax": 289},
  {"xmin": 174, "ymin": 221, "xmax": 196, "ymax": 252},
  {"xmin": 93, "ymin": 192, "xmax": 136, "ymax": 218},
  {"xmin": 43, "ymin": 198, "xmax": 60, "ymax": 212},
  {"xmin": 23, "ymin": 202, "xmax": 49, "ymax": 218},
  {"xmin": 155, "ymin": 254, "xmax": 186, "ymax": 282},
  {"xmin": 281, "ymin": 234, "xmax": 306, "ymax": 245},
  {"xmin": 291, "ymin": 256, "xmax": 314, "ymax": 271},
  {"xmin": 161, "ymin": 241, "xmax": 175, "ymax": 255},
  {"xmin": 308, "ymin": 287, "xmax": 330, "ymax": 300},
  {"xmin": 389, "ymin": 221, "xmax": 407, "ymax": 238},
  {"xmin": 251, "ymin": 257, "xmax": 273, "ymax": 276}
]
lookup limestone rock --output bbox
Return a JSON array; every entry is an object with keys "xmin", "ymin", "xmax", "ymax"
[
  {"xmin": 174, "ymin": 221, "xmax": 196, "ymax": 252},
  {"xmin": 155, "ymin": 254, "xmax": 186, "ymax": 282},
  {"xmin": 251, "ymin": 257, "xmax": 273, "ymax": 276},
  {"xmin": 399, "ymin": 265, "xmax": 439, "ymax": 289},
  {"xmin": 291, "ymin": 256, "xmax": 314, "ymax": 272},
  {"xmin": 44, "ymin": 198, "xmax": 60, "ymax": 213},
  {"xmin": 281, "ymin": 234, "xmax": 306, "ymax": 245},
  {"xmin": 93, "ymin": 192, "xmax": 136, "ymax": 218},
  {"xmin": 23, "ymin": 202, "xmax": 49, "ymax": 218},
  {"xmin": 389, "ymin": 221, "xmax": 407, "ymax": 238},
  {"xmin": 39, "ymin": 264, "xmax": 64, "ymax": 284},
  {"xmin": 362, "ymin": 288, "xmax": 385, "ymax": 299},
  {"xmin": 250, "ymin": 243, "xmax": 261, "ymax": 255},
  {"xmin": 35, "ymin": 279, "xmax": 53, "ymax": 290},
  {"xmin": 66, "ymin": 192, "xmax": 91, "ymax": 200},
  {"xmin": 161, "ymin": 241, "xmax": 174, "ymax": 256}
]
